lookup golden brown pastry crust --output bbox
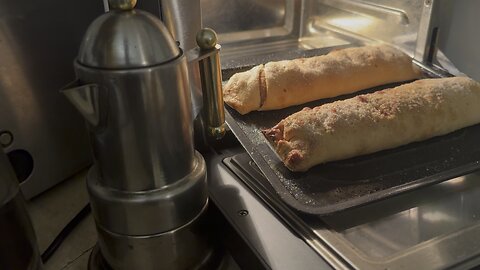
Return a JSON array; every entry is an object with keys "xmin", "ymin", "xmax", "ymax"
[
  {"xmin": 223, "ymin": 44, "xmax": 421, "ymax": 114},
  {"xmin": 223, "ymin": 65, "xmax": 263, "ymax": 115},
  {"xmin": 264, "ymin": 77, "xmax": 480, "ymax": 172}
]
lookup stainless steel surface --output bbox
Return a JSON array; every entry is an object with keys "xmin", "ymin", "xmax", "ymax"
[
  {"xmin": 0, "ymin": 0, "xmax": 102, "ymax": 198},
  {"xmin": 207, "ymin": 147, "xmax": 333, "ymax": 270},
  {"xmin": 96, "ymin": 201, "xmax": 215, "ymax": 270},
  {"xmin": 222, "ymin": 150, "xmax": 480, "ymax": 269},
  {"xmin": 322, "ymin": 0, "xmax": 410, "ymax": 25},
  {"xmin": 0, "ymin": 151, "xmax": 43, "ymax": 270},
  {"xmin": 136, "ymin": 0, "xmax": 212, "ymax": 143},
  {"xmin": 414, "ymin": 0, "xmax": 439, "ymax": 64},
  {"xmin": 64, "ymin": 4, "xmax": 211, "ymax": 269},
  {"xmin": 196, "ymin": 29, "xmax": 226, "ymax": 140},
  {"xmin": 87, "ymin": 152, "xmax": 207, "ymax": 235},
  {"xmin": 64, "ymin": 6, "xmax": 194, "ymax": 190},
  {"xmin": 202, "ymin": 0, "xmax": 298, "ymax": 44},
  {"xmin": 308, "ymin": 0, "xmax": 423, "ymax": 46},
  {"xmin": 204, "ymin": 1, "xmax": 479, "ymax": 269},
  {"xmin": 317, "ymin": 175, "xmax": 480, "ymax": 270},
  {"xmin": 438, "ymin": 0, "xmax": 480, "ymax": 81},
  {"xmin": 132, "ymin": 1, "xmax": 226, "ymax": 143},
  {"xmin": 65, "ymin": 56, "xmax": 194, "ymax": 191},
  {"xmin": 160, "ymin": 0, "xmax": 202, "ymax": 51},
  {"xmin": 77, "ymin": 9, "xmax": 180, "ymax": 69},
  {"xmin": 203, "ymin": 0, "xmax": 309, "ymax": 69},
  {"xmin": 200, "ymin": 0, "xmax": 442, "ymax": 71}
]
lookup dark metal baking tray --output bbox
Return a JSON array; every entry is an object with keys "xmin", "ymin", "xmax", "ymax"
[{"xmin": 225, "ymin": 72, "xmax": 480, "ymax": 215}]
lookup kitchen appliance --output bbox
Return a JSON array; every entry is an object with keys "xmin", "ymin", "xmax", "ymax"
[
  {"xmin": 0, "ymin": 150, "xmax": 43, "ymax": 270},
  {"xmin": 48, "ymin": 0, "xmax": 480, "ymax": 269},
  {"xmin": 196, "ymin": 0, "xmax": 480, "ymax": 269},
  {"xmin": 0, "ymin": 0, "xmax": 104, "ymax": 199},
  {"xmin": 128, "ymin": 0, "xmax": 227, "ymax": 146},
  {"xmin": 61, "ymin": 0, "xmax": 227, "ymax": 269},
  {"xmin": 134, "ymin": 0, "xmax": 202, "ymax": 52}
]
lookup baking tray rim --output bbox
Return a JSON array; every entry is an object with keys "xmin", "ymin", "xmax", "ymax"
[
  {"xmin": 225, "ymin": 109, "xmax": 480, "ymax": 215},
  {"xmin": 223, "ymin": 54, "xmax": 477, "ymax": 215}
]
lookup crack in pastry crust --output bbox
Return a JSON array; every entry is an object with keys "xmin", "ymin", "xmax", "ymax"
[
  {"xmin": 223, "ymin": 44, "xmax": 421, "ymax": 114},
  {"xmin": 259, "ymin": 68, "xmax": 267, "ymax": 108}
]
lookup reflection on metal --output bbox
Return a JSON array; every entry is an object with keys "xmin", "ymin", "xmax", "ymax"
[
  {"xmin": 223, "ymin": 152, "xmax": 480, "ymax": 269},
  {"xmin": 421, "ymin": 211, "xmax": 456, "ymax": 223},
  {"xmin": 207, "ymin": 148, "xmax": 334, "ymax": 270},
  {"xmin": 321, "ymin": 0, "xmax": 410, "ymax": 25},
  {"xmin": 159, "ymin": 0, "xmax": 202, "ymax": 51},
  {"xmin": 196, "ymin": 28, "xmax": 226, "ymax": 140},
  {"xmin": 61, "ymin": 81, "xmax": 101, "ymax": 127},
  {"xmin": 63, "ymin": 3, "xmax": 212, "ymax": 269},
  {"xmin": 201, "ymin": 0, "xmax": 302, "ymax": 67},
  {"xmin": 202, "ymin": 0, "xmax": 293, "ymax": 36},
  {"xmin": 336, "ymin": 173, "xmax": 480, "ymax": 263},
  {"xmin": 414, "ymin": 0, "xmax": 439, "ymax": 64},
  {"xmin": 326, "ymin": 16, "xmax": 374, "ymax": 31},
  {"xmin": 202, "ymin": 0, "xmax": 426, "ymax": 71},
  {"xmin": 0, "ymin": 0, "xmax": 101, "ymax": 198},
  {"xmin": 444, "ymin": 176, "xmax": 466, "ymax": 186}
]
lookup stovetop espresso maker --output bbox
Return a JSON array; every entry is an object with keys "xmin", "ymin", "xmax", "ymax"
[{"xmin": 62, "ymin": 0, "xmax": 225, "ymax": 268}]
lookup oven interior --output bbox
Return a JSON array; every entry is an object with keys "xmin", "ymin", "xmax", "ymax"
[{"xmin": 201, "ymin": 1, "xmax": 480, "ymax": 269}]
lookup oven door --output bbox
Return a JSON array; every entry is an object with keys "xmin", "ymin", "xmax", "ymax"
[{"xmin": 208, "ymin": 147, "xmax": 480, "ymax": 270}]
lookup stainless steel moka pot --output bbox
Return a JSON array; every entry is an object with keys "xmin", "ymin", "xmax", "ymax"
[{"xmin": 62, "ymin": 0, "xmax": 222, "ymax": 269}]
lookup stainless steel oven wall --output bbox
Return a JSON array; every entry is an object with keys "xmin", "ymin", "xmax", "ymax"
[
  {"xmin": 199, "ymin": 0, "xmax": 437, "ymax": 70},
  {"xmin": 438, "ymin": 0, "xmax": 480, "ymax": 80},
  {"xmin": 302, "ymin": 0, "xmax": 424, "ymax": 52},
  {"xmin": 0, "ymin": 0, "xmax": 104, "ymax": 198},
  {"xmin": 202, "ymin": 0, "xmax": 298, "ymax": 44},
  {"xmin": 201, "ymin": 0, "xmax": 305, "ymax": 68}
]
